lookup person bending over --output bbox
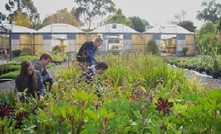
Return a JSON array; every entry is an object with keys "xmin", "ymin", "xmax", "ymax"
[
  {"xmin": 15, "ymin": 60, "xmax": 46, "ymax": 101},
  {"xmin": 33, "ymin": 53, "xmax": 53, "ymax": 91},
  {"xmin": 76, "ymin": 34, "xmax": 103, "ymax": 71},
  {"xmin": 78, "ymin": 61, "xmax": 108, "ymax": 97}
]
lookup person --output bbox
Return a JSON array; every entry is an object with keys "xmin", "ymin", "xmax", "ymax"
[
  {"xmin": 33, "ymin": 53, "xmax": 53, "ymax": 91},
  {"xmin": 15, "ymin": 60, "xmax": 46, "ymax": 100},
  {"xmin": 78, "ymin": 61, "xmax": 108, "ymax": 98},
  {"xmin": 3, "ymin": 46, "xmax": 7, "ymax": 59},
  {"xmin": 76, "ymin": 34, "xmax": 103, "ymax": 71}
]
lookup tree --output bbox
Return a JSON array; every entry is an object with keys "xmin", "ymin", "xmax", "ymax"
[
  {"xmin": 142, "ymin": 19, "xmax": 150, "ymax": 27},
  {"xmin": 195, "ymin": 22, "xmax": 217, "ymax": 54},
  {"xmin": 218, "ymin": 17, "xmax": 221, "ymax": 40},
  {"xmin": 104, "ymin": 9, "xmax": 132, "ymax": 27},
  {"xmin": 169, "ymin": 10, "xmax": 187, "ymax": 24},
  {"xmin": 42, "ymin": 8, "xmax": 82, "ymax": 28},
  {"xmin": 177, "ymin": 20, "xmax": 196, "ymax": 32},
  {"xmin": 74, "ymin": 0, "xmax": 116, "ymax": 30},
  {"xmin": 174, "ymin": 10, "xmax": 187, "ymax": 23},
  {"xmin": 196, "ymin": 0, "xmax": 221, "ymax": 24},
  {"xmin": 5, "ymin": 0, "xmax": 40, "ymax": 29},
  {"xmin": 169, "ymin": 10, "xmax": 196, "ymax": 32},
  {"xmin": 146, "ymin": 40, "xmax": 159, "ymax": 55},
  {"xmin": 129, "ymin": 16, "xmax": 146, "ymax": 33},
  {"xmin": 10, "ymin": 10, "xmax": 32, "ymax": 27},
  {"xmin": 197, "ymin": 21, "xmax": 216, "ymax": 38},
  {"xmin": 70, "ymin": 8, "xmax": 83, "ymax": 26}
]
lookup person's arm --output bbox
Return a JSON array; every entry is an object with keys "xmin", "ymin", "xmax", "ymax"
[
  {"xmin": 41, "ymin": 68, "xmax": 52, "ymax": 83},
  {"xmin": 76, "ymin": 42, "xmax": 87, "ymax": 62},
  {"xmin": 33, "ymin": 61, "xmax": 52, "ymax": 83},
  {"xmin": 15, "ymin": 75, "xmax": 23, "ymax": 92},
  {"xmin": 36, "ymin": 71, "xmax": 46, "ymax": 99},
  {"xmin": 33, "ymin": 61, "xmax": 41, "ymax": 73},
  {"xmin": 87, "ymin": 48, "xmax": 97, "ymax": 66}
]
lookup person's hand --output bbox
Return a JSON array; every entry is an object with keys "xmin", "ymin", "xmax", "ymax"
[
  {"xmin": 39, "ymin": 95, "xmax": 44, "ymax": 101},
  {"xmin": 48, "ymin": 78, "xmax": 54, "ymax": 84},
  {"xmin": 76, "ymin": 61, "xmax": 85, "ymax": 70},
  {"xmin": 92, "ymin": 60, "xmax": 97, "ymax": 65}
]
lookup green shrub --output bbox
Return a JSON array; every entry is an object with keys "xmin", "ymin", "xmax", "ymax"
[
  {"xmin": 182, "ymin": 47, "xmax": 188, "ymax": 56},
  {"xmin": 217, "ymin": 17, "xmax": 221, "ymax": 31},
  {"xmin": 146, "ymin": 39, "xmax": 159, "ymax": 55},
  {"xmin": 52, "ymin": 45, "xmax": 62, "ymax": 54},
  {"xmin": 9, "ymin": 65, "xmax": 20, "ymax": 71},
  {"xmin": 51, "ymin": 54, "xmax": 64, "ymax": 61},
  {"xmin": 13, "ymin": 55, "xmax": 38, "ymax": 63},
  {"xmin": 0, "ymin": 71, "xmax": 19, "ymax": 79},
  {"xmin": 12, "ymin": 49, "xmax": 22, "ymax": 57}
]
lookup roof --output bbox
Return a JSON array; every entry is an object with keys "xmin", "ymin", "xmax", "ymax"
[
  {"xmin": 37, "ymin": 23, "xmax": 85, "ymax": 33},
  {"xmin": 144, "ymin": 25, "xmax": 194, "ymax": 34},
  {"xmin": 1, "ymin": 23, "xmax": 36, "ymax": 33},
  {"xmin": 91, "ymin": 23, "xmax": 139, "ymax": 33}
]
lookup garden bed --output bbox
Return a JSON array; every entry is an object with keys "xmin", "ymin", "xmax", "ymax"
[{"xmin": 1, "ymin": 54, "xmax": 221, "ymax": 133}]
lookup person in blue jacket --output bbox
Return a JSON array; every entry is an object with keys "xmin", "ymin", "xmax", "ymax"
[
  {"xmin": 76, "ymin": 34, "xmax": 103, "ymax": 71},
  {"xmin": 15, "ymin": 60, "xmax": 46, "ymax": 101},
  {"xmin": 33, "ymin": 53, "xmax": 53, "ymax": 91}
]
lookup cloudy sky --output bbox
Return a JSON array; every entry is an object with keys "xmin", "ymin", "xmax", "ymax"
[{"xmin": 1, "ymin": 0, "xmax": 221, "ymax": 29}]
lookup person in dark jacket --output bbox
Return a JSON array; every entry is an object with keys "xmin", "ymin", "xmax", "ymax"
[
  {"xmin": 76, "ymin": 34, "xmax": 103, "ymax": 71},
  {"xmin": 15, "ymin": 60, "xmax": 46, "ymax": 101},
  {"xmin": 33, "ymin": 53, "xmax": 53, "ymax": 91},
  {"xmin": 78, "ymin": 61, "xmax": 108, "ymax": 98}
]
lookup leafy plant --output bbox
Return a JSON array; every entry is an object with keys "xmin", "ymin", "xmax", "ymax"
[
  {"xmin": 1, "ymin": 54, "xmax": 221, "ymax": 133},
  {"xmin": 0, "ymin": 71, "xmax": 19, "ymax": 79},
  {"xmin": 212, "ymin": 59, "xmax": 220, "ymax": 72},
  {"xmin": 12, "ymin": 49, "xmax": 22, "ymax": 57},
  {"xmin": 52, "ymin": 45, "xmax": 62, "ymax": 54},
  {"xmin": 182, "ymin": 47, "xmax": 188, "ymax": 56},
  {"xmin": 146, "ymin": 39, "xmax": 159, "ymax": 55},
  {"xmin": 217, "ymin": 17, "xmax": 221, "ymax": 41}
]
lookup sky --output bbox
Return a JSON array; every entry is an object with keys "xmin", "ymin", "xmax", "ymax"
[{"xmin": 1, "ymin": 0, "xmax": 221, "ymax": 29}]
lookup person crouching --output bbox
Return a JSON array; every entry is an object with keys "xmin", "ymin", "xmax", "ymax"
[
  {"xmin": 78, "ymin": 61, "xmax": 108, "ymax": 98},
  {"xmin": 15, "ymin": 60, "xmax": 46, "ymax": 101}
]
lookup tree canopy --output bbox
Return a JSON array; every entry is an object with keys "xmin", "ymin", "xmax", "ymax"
[
  {"xmin": 196, "ymin": 0, "xmax": 221, "ymax": 24},
  {"xmin": 104, "ymin": 9, "xmax": 132, "ymax": 27},
  {"xmin": 129, "ymin": 16, "xmax": 146, "ymax": 33},
  {"xmin": 5, "ymin": 0, "xmax": 40, "ymax": 29},
  {"xmin": 74, "ymin": 0, "xmax": 116, "ymax": 29},
  {"xmin": 42, "ymin": 8, "xmax": 82, "ymax": 28},
  {"xmin": 170, "ymin": 10, "xmax": 196, "ymax": 32},
  {"xmin": 177, "ymin": 21, "xmax": 196, "ymax": 32}
]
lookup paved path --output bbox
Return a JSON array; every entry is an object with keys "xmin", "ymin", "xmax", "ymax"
[{"xmin": 168, "ymin": 64, "xmax": 221, "ymax": 89}]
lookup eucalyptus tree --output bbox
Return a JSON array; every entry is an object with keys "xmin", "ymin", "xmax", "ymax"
[
  {"xmin": 42, "ymin": 8, "xmax": 82, "ymax": 28},
  {"xmin": 5, "ymin": 0, "xmax": 40, "ymax": 29},
  {"xmin": 170, "ymin": 10, "xmax": 196, "ymax": 32},
  {"xmin": 177, "ymin": 21, "xmax": 196, "ymax": 32},
  {"xmin": 104, "ymin": 9, "xmax": 133, "ymax": 27},
  {"xmin": 74, "ymin": 0, "xmax": 116, "ymax": 29},
  {"xmin": 196, "ymin": 0, "xmax": 221, "ymax": 24},
  {"xmin": 129, "ymin": 16, "xmax": 147, "ymax": 33}
]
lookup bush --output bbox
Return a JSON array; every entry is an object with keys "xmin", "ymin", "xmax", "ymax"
[
  {"xmin": 12, "ymin": 49, "xmax": 22, "ymax": 57},
  {"xmin": 0, "ymin": 71, "xmax": 19, "ymax": 79},
  {"xmin": 9, "ymin": 65, "xmax": 20, "ymax": 71},
  {"xmin": 182, "ymin": 47, "xmax": 188, "ymax": 56},
  {"xmin": 52, "ymin": 45, "xmax": 62, "ymax": 54},
  {"xmin": 146, "ymin": 39, "xmax": 159, "ymax": 55}
]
